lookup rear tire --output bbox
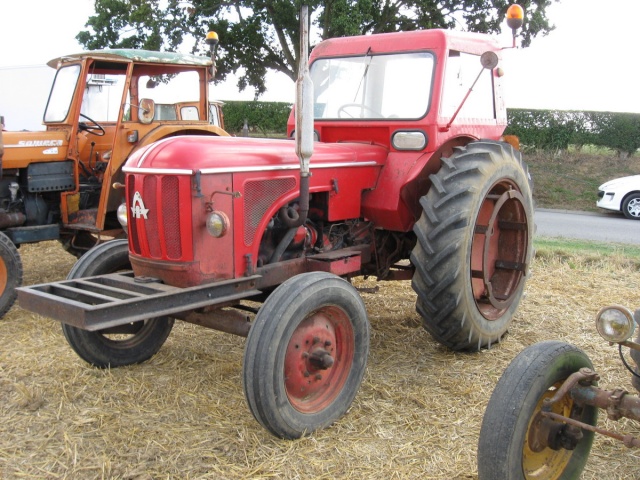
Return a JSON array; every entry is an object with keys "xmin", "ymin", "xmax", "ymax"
[
  {"xmin": 0, "ymin": 231, "xmax": 22, "ymax": 317},
  {"xmin": 61, "ymin": 240, "xmax": 174, "ymax": 368},
  {"xmin": 410, "ymin": 140, "xmax": 533, "ymax": 350},
  {"xmin": 478, "ymin": 341, "xmax": 597, "ymax": 479},
  {"xmin": 243, "ymin": 272, "xmax": 369, "ymax": 439}
]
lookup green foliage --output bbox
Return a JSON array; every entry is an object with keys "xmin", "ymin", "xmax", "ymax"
[
  {"xmin": 588, "ymin": 112, "xmax": 640, "ymax": 158},
  {"xmin": 506, "ymin": 109, "xmax": 640, "ymax": 157},
  {"xmin": 222, "ymin": 101, "xmax": 292, "ymax": 135},
  {"xmin": 78, "ymin": 1, "xmax": 558, "ymax": 97}
]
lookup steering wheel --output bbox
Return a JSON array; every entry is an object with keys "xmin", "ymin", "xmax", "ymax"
[
  {"xmin": 78, "ymin": 113, "xmax": 106, "ymax": 136},
  {"xmin": 337, "ymin": 103, "xmax": 383, "ymax": 119}
]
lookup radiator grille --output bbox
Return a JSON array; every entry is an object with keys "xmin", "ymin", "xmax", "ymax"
[
  {"xmin": 143, "ymin": 176, "xmax": 161, "ymax": 258},
  {"xmin": 244, "ymin": 177, "xmax": 296, "ymax": 246},
  {"xmin": 127, "ymin": 173, "xmax": 186, "ymax": 260},
  {"xmin": 162, "ymin": 176, "xmax": 182, "ymax": 259},
  {"xmin": 127, "ymin": 179, "xmax": 141, "ymax": 254}
]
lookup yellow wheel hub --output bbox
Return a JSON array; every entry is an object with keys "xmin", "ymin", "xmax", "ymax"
[{"xmin": 522, "ymin": 383, "xmax": 575, "ymax": 479}]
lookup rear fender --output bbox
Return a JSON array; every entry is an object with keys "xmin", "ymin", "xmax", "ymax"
[{"xmin": 400, "ymin": 136, "xmax": 474, "ymax": 223}]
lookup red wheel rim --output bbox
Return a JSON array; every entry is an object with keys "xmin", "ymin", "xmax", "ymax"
[
  {"xmin": 471, "ymin": 181, "xmax": 529, "ymax": 321},
  {"xmin": 284, "ymin": 306, "xmax": 355, "ymax": 413},
  {"xmin": 0, "ymin": 256, "xmax": 7, "ymax": 297}
]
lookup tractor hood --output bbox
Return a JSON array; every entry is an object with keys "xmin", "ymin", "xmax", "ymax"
[
  {"xmin": 123, "ymin": 135, "xmax": 388, "ymax": 173},
  {"xmin": 1, "ymin": 131, "xmax": 68, "ymax": 168}
]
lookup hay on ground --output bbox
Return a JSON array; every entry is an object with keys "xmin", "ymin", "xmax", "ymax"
[{"xmin": 0, "ymin": 240, "xmax": 639, "ymax": 479}]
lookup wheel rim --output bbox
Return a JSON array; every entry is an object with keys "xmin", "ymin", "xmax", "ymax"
[
  {"xmin": 0, "ymin": 255, "xmax": 7, "ymax": 297},
  {"xmin": 627, "ymin": 198, "xmax": 640, "ymax": 218},
  {"xmin": 522, "ymin": 382, "xmax": 575, "ymax": 479},
  {"xmin": 284, "ymin": 306, "xmax": 355, "ymax": 413},
  {"xmin": 471, "ymin": 180, "xmax": 529, "ymax": 320}
]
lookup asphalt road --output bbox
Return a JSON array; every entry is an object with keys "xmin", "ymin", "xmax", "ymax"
[{"xmin": 535, "ymin": 209, "xmax": 640, "ymax": 245}]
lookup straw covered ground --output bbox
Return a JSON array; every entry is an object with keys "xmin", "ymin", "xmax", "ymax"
[{"xmin": 1, "ymin": 240, "xmax": 640, "ymax": 479}]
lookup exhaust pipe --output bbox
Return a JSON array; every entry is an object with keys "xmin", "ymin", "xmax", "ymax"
[{"xmin": 288, "ymin": 4, "xmax": 313, "ymax": 228}]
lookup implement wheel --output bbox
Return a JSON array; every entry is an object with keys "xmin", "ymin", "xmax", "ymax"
[
  {"xmin": 61, "ymin": 240, "xmax": 174, "ymax": 368},
  {"xmin": 478, "ymin": 341, "xmax": 597, "ymax": 480},
  {"xmin": 243, "ymin": 272, "xmax": 369, "ymax": 439},
  {"xmin": 0, "ymin": 231, "xmax": 22, "ymax": 318},
  {"xmin": 411, "ymin": 140, "xmax": 533, "ymax": 350}
]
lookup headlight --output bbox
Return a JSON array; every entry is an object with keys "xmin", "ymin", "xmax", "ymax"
[
  {"xmin": 595, "ymin": 305, "xmax": 636, "ymax": 343},
  {"xmin": 206, "ymin": 211, "xmax": 229, "ymax": 237},
  {"xmin": 117, "ymin": 203, "xmax": 128, "ymax": 228}
]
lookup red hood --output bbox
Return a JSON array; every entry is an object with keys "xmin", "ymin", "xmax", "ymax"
[{"xmin": 124, "ymin": 135, "xmax": 388, "ymax": 172}]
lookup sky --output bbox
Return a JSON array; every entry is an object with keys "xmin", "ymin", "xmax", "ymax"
[{"xmin": 1, "ymin": 0, "xmax": 639, "ymax": 130}]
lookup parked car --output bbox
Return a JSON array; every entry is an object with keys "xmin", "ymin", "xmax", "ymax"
[
  {"xmin": 478, "ymin": 305, "xmax": 640, "ymax": 479},
  {"xmin": 597, "ymin": 175, "xmax": 640, "ymax": 219}
]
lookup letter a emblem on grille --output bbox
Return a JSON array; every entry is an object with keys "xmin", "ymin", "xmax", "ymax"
[{"xmin": 131, "ymin": 191, "xmax": 149, "ymax": 219}]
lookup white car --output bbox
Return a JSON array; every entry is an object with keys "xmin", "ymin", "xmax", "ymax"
[{"xmin": 597, "ymin": 175, "xmax": 640, "ymax": 219}]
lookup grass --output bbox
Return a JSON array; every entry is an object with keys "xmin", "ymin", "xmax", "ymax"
[
  {"xmin": 535, "ymin": 237, "xmax": 640, "ymax": 260},
  {"xmin": 527, "ymin": 149, "xmax": 640, "ymax": 212},
  {"xmin": 534, "ymin": 236, "xmax": 640, "ymax": 272}
]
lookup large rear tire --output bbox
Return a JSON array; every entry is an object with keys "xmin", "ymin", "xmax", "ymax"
[
  {"xmin": 61, "ymin": 240, "xmax": 174, "ymax": 368},
  {"xmin": 243, "ymin": 272, "xmax": 370, "ymax": 439},
  {"xmin": 410, "ymin": 140, "xmax": 533, "ymax": 350},
  {"xmin": 0, "ymin": 231, "xmax": 22, "ymax": 317},
  {"xmin": 478, "ymin": 341, "xmax": 597, "ymax": 480}
]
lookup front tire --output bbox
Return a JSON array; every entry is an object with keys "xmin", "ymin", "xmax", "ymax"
[
  {"xmin": 61, "ymin": 239, "xmax": 174, "ymax": 368},
  {"xmin": 622, "ymin": 193, "xmax": 640, "ymax": 220},
  {"xmin": 478, "ymin": 341, "xmax": 597, "ymax": 480},
  {"xmin": 0, "ymin": 231, "xmax": 22, "ymax": 317},
  {"xmin": 243, "ymin": 272, "xmax": 370, "ymax": 439},
  {"xmin": 411, "ymin": 140, "xmax": 533, "ymax": 350}
]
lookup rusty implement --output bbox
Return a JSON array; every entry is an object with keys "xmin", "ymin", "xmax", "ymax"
[
  {"xmin": 17, "ymin": 273, "xmax": 261, "ymax": 331},
  {"xmin": 532, "ymin": 368, "xmax": 640, "ymax": 450}
]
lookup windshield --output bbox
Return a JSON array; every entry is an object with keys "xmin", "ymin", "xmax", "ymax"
[
  {"xmin": 311, "ymin": 52, "xmax": 434, "ymax": 120},
  {"xmin": 81, "ymin": 71, "xmax": 127, "ymax": 122},
  {"xmin": 136, "ymin": 70, "xmax": 202, "ymax": 121},
  {"xmin": 44, "ymin": 64, "xmax": 81, "ymax": 123}
]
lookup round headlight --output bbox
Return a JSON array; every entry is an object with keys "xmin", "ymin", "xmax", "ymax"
[
  {"xmin": 206, "ymin": 211, "xmax": 229, "ymax": 237},
  {"xmin": 117, "ymin": 203, "xmax": 128, "ymax": 228},
  {"xmin": 595, "ymin": 305, "xmax": 636, "ymax": 343}
]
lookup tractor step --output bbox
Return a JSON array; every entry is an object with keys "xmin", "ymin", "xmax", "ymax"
[{"xmin": 16, "ymin": 272, "xmax": 261, "ymax": 331}]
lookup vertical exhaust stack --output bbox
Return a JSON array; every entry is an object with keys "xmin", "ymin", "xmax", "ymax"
[{"xmin": 291, "ymin": 5, "xmax": 313, "ymax": 227}]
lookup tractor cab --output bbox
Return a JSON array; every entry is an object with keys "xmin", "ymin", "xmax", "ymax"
[
  {"xmin": 0, "ymin": 49, "xmax": 226, "ymax": 252},
  {"xmin": 41, "ymin": 50, "xmax": 226, "ymax": 233}
]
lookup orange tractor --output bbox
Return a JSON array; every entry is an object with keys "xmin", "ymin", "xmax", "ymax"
[{"xmin": 0, "ymin": 45, "xmax": 227, "ymax": 316}]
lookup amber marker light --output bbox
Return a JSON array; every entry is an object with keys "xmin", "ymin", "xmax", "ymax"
[
  {"xmin": 206, "ymin": 31, "xmax": 219, "ymax": 47},
  {"xmin": 206, "ymin": 31, "xmax": 220, "ymax": 78},
  {"xmin": 506, "ymin": 4, "xmax": 524, "ymax": 30}
]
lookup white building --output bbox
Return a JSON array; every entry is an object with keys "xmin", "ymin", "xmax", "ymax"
[{"xmin": 0, "ymin": 65, "xmax": 55, "ymax": 131}]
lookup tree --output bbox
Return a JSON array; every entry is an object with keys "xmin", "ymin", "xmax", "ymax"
[{"xmin": 77, "ymin": 1, "xmax": 559, "ymax": 97}]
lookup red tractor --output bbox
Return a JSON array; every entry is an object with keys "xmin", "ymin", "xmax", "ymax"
[{"xmin": 18, "ymin": 6, "xmax": 532, "ymax": 438}]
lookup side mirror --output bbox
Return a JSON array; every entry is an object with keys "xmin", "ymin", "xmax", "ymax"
[
  {"xmin": 481, "ymin": 51, "xmax": 499, "ymax": 70},
  {"xmin": 139, "ymin": 98, "xmax": 155, "ymax": 124}
]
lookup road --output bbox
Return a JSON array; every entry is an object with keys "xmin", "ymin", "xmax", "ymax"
[{"xmin": 535, "ymin": 209, "xmax": 640, "ymax": 245}]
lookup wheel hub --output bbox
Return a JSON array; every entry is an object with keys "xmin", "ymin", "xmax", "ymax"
[
  {"xmin": 283, "ymin": 308, "xmax": 354, "ymax": 413},
  {"xmin": 628, "ymin": 198, "xmax": 640, "ymax": 217},
  {"xmin": 471, "ymin": 185, "xmax": 529, "ymax": 320}
]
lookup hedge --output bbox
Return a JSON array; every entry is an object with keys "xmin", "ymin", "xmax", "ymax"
[
  {"xmin": 506, "ymin": 108, "xmax": 640, "ymax": 156},
  {"xmin": 222, "ymin": 100, "xmax": 292, "ymax": 136},
  {"xmin": 220, "ymin": 101, "xmax": 640, "ymax": 156}
]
